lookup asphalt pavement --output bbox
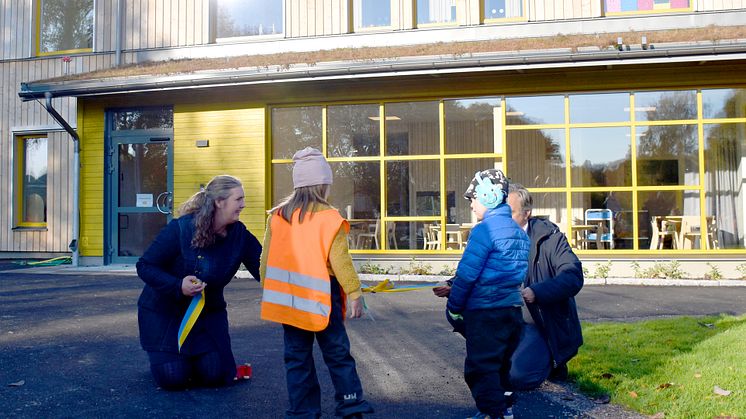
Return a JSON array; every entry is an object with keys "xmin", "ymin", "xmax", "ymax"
[{"xmin": 1, "ymin": 266, "xmax": 745, "ymax": 419}]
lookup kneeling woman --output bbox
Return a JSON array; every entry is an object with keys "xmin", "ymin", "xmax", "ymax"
[{"xmin": 136, "ymin": 175, "xmax": 262, "ymax": 390}]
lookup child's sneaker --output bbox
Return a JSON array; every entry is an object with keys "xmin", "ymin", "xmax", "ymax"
[
  {"xmin": 502, "ymin": 406, "xmax": 514, "ymax": 419},
  {"xmin": 466, "ymin": 412, "xmax": 490, "ymax": 419}
]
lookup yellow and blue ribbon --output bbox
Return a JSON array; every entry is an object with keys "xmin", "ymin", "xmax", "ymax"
[
  {"xmin": 177, "ymin": 290, "xmax": 205, "ymax": 352},
  {"xmin": 361, "ymin": 278, "xmax": 436, "ymax": 293}
]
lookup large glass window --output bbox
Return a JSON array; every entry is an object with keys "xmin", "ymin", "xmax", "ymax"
[
  {"xmin": 484, "ymin": 0, "xmax": 524, "ymax": 20},
  {"xmin": 272, "ymin": 88, "xmax": 746, "ymax": 254},
  {"xmin": 38, "ymin": 0, "xmax": 93, "ymax": 55},
  {"xmin": 417, "ymin": 0, "xmax": 457, "ymax": 25},
  {"xmin": 604, "ymin": 0, "xmax": 690, "ymax": 14},
  {"xmin": 16, "ymin": 136, "xmax": 48, "ymax": 227},
  {"xmin": 216, "ymin": 0, "xmax": 283, "ymax": 38},
  {"xmin": 353, "ymin": 0, "xmax": 391, "ymax": 29}
]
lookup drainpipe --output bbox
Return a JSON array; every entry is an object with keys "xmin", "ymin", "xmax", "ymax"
[
  {"xmin": 44, "ymin": 92, "xmax": 80, "ymax": 267},
  {"xmin": 115, "ymin": 0, "xmax": 123, "ymax": 66}
]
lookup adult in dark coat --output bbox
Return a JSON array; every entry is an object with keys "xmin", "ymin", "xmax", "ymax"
[
  {"xmin": 507, "ymin": 183, "xmax": 584, "ymax": 390},
  {"xmin": 136, "ymin": 175, "xmax": 262, "ymax": 390}
]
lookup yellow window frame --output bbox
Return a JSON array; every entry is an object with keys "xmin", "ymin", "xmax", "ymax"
[
  {"xmin": 35, "ymin": 0, "xmax": 94, "ymax": 57},
  {"xmin": 603, "ymin": 0, "xmax": 693, "ymax": 16},
  {"xmin": 15, "ymin": 135, "xmax": 49, "ymax": 228},
  {"xmin": 482, "ymin": 0, "xmax": 529, "ymax": 24}
]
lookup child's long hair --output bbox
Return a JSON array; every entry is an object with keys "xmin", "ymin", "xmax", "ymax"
[
  {"xmin": 179, "ymin": 175, "xmax": 242, "ymax": 248},
  {"xmin": 270, "ymin": 184, "xmax": 330, "ymax": 224}
]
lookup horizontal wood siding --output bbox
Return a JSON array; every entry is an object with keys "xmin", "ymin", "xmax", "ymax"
[
  {"xmin": 173, "ymin": 104, "xmax": 266, "ymax": 239},
  {"xmin": 77, "ymin": 101, "xmax": 105, "ymax": 257}
]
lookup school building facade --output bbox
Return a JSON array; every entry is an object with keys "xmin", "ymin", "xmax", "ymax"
[{"xmin": 2, "ymin": 0, "xmax": 746, "ymax": 270}]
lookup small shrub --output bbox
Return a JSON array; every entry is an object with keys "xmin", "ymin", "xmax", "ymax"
[
  {"xmin": 593, "ymin": 260, "xmax": 612, "ymax": 279},
  {"xmin": 582, "ymin": 266, "xmax": 590, "ymax": 278},
  {"xmin": 661, "ymin": 260, "xmax": 686, "ymax": 279},
  {"xmin": 630, "ymin": 261, "xmax": 644, "ymax": 278},
  {"xmin": 736, "ymin": 263, "xmax": 746, "ymax": 280},
  {"xmin": 641, "ymin": 262, "xmax": 666, "ymax": 279},
  {"xmin": 358, "ymin": 260, "xmax": 393, "ymax": 275},
  {"xmin": 704, "ymin": 262, "xmax": 723, "ymax": 280},
  {"xmin": 438, "ymin": 264, "xmax": 456, "ymax": 276},
  {"xmin": 399, "ymin": 258, "xmax": 433, "ymax": 275}
]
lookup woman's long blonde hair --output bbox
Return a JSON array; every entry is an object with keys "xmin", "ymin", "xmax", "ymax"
[
  {"xmin": 270, "ymin": 184, "xmax": 331, "ymax": 224},
  {"xmin": 179, "ymin": 175, "xmax": 242, "ymax": 248}
]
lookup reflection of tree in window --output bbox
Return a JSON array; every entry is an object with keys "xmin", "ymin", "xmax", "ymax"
[
  {"xmin": 23, "ymin": 138, "xmax": 48, "ymax": 223},
  {"xmin": 328, "ymin": 105, "xmax": 380, "ymax": 158},
  {"xmin": 637, "ymin": 92, "xmax": 697, "ymax": 155},
  {"xmin": 40, "ymin": 0, "xmax": 93, "ymax": 53},
  {"xmin": 636, "ymin": 93, "xmax": 698, "ymax": 185},
  {"xmin": 113, "ymin": 109, "xmax": 173, "ymax": 130},
  {"xmin": 272, "ymin": 107, "xmax": 323, "ymax": 159},
  {"xmin": 217, "ymin": 0, "xmax": 282, "ymax": 37}
]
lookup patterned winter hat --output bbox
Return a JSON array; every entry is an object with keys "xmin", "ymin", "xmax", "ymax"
[{"xmin": 463, "ymin": 168, "xmax": 510, "ymax": 204}]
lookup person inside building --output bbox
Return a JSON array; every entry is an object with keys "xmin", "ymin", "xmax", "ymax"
[
  {"xmin": 259, "ymin": 147, "xmax": 374, "ymax": 419},
  {"xmin": 136, "ymin": 174, "xmax": 262, "ymax": 390},
  {"xmin": 506, "ymin": 183, "xmax": 584, "ymax": 390},
  {"xmin": 433, "ymin": 168, "xmax": 530, "ymax": 419}
]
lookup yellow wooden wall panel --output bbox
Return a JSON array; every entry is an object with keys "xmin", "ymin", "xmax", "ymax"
[
  {"xmin": 77, "ymin": 102, "xmax": 106, "ymax": 257},
  {"xmin": 174, "ymin": 104, "xmax": 267, "ymax": 237}
]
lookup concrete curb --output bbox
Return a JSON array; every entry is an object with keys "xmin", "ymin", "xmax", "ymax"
[
  {"xmin": 3, "ymin": 266, "xmax": 746, "ymax": 286},
  {"xmin": 357, "ymin": 273, "xmax": 746, "ymax": 286}
]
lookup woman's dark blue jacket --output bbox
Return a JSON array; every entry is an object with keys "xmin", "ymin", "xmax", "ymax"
[
  {"xmin": 136, "ymin": 214, "xmax": 261, "ymax": 357},
  {"xmin": 524, "ymin": 217, "xmax": 584, "ymax": 366},
  {"xmin": 447, "ymin": 204, "xmax": 530, "ymax": 313}
]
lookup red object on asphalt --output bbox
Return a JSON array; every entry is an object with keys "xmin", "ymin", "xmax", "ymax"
[{"xmin": 235, "ymin": 364, "xmax": 252, "ymax": 380}]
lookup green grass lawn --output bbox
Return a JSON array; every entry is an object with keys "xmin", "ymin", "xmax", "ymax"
[{"xmin": 569, "ymin": 314, "xmax": 746, "ymax": 418}]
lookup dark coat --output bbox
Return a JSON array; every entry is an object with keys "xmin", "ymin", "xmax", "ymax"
[
  {"xmin": 524, "ymin": 217, "xmax": 584, "ymax": 366},
  {"xmin": 136, "ymin": 214, "xmax": 262, "ymax": 356},
  {"xmin": 448, "ymin": 204, "xmax": 530, "ymax": 313}
]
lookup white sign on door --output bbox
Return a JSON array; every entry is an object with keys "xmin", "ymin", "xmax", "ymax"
[{"xmin": 136, "ymin": 194, "xmax": 153, "ymax": 207}]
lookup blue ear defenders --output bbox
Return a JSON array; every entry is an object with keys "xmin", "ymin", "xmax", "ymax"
[{"xmin": 473, "ymin": 171, "xmax": 504, "ymax": 209}]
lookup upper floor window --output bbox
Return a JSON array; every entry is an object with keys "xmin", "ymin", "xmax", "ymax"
[
  {"xmin": 37, "ymin": 0, "xmax": 94, "ymax": 55},
  {"xmin": 484, "ymin": 0, "xmax": 524, "ymax": 20},
  {"xmin": 417, "ymin": 0, "xmax": 457, "ymax": 26},
  {"xmin": 604, "ymin": 0, "xmax": 690, "ymax": 14},
  {"xmin": 354, "ymin": 0, "xmax": 391, "ymax": 30},
  {"xmin": 15, "ymin": 136, "xmax": 48, "ymax": 227},
  {"xmin": 216, "ymin": 0, "xmax": 283, "ymax": 38}
]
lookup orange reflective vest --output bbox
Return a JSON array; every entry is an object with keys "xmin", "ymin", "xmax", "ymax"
[{"xmin": 261, "ymin": 208, "xmax": 349, "ymax": 331}]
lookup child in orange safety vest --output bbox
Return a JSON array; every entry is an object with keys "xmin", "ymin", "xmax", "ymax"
[{"xmin": 259, "ymin": 147, "xmax": 374, "ymax": 419}]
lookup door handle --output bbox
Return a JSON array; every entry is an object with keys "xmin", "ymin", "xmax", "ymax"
[{"xmin": 156, "ymin": 191, "xmax": 173, "ymax": 214}]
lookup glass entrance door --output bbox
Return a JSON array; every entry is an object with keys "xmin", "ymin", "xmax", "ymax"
[
  {"xmin": 106, "ymin": 107, "xmax": 174, "ymax": 264},
  {"xmin": 109, "ymin": 136, "xmax": 173, "ymax": 263}
]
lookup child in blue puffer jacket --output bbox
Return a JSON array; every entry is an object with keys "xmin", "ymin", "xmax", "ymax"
[{"xmin": 433, "ymin": 168, "xmax": 529, "ymax": 419}]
